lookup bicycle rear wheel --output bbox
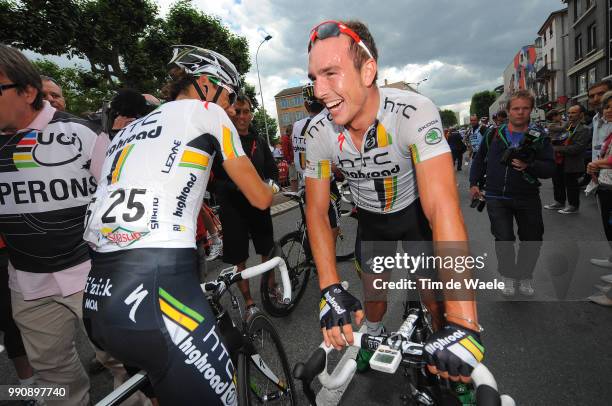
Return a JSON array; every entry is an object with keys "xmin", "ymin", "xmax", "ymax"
[
  {"xmin": 261, "ymin": 231, "xmax": 311, "ymax": 317},
  {"xmin": 237, "ymin": 313, "xmax": 296, "ymax": 405}
]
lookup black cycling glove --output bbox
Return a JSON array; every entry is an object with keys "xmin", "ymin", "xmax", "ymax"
[
  {"xmin": 319, "ymin": 283, "xmax": 362, "ymax": 330},
  {"xmin": 424, "ymin": 323, "xmax": 484, "ymax": 378}
]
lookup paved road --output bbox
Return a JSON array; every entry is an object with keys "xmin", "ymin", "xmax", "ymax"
[{"xmin": 1, "ymin": 167, "xmax": 611, "ymax": 405}]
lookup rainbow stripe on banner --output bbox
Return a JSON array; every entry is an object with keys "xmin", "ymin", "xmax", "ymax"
[
  {"xmin": 179, "ymin": 148, "xmax": 209, "ymax": 171},
  {"xmin": 13, "ymin": 132, "xmax": 39, "ymax": 169}
]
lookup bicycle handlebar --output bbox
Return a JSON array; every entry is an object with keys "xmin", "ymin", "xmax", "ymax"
[
  {"xmin": 202, "ymin": 256, "xmax": 292, "ymax": 304},
  {"xmin": 294, "ymin": 331, "xmax": 515, "ymax": 406}
]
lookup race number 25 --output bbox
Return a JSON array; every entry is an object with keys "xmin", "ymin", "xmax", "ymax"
[{"xmin": 101, "ymin": 189, "xmax": 147, "ymax": 223}]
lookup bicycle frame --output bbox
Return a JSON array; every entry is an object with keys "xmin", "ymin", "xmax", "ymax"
[{"xmin": 94, "ymin": 256, "xmax": 292, "ymax": 406}]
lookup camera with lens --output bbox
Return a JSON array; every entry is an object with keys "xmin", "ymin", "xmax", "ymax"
[
  {"xmin": 499, "ymin": 145, "xmax": 536, "ymax": 167},
  {"xmin": 470, "ymin": 197, "xmax": 486, "ymax": 212}
]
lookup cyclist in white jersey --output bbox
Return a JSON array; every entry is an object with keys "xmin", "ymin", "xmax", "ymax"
[
  {"xmin": 292, "ymin": 83, "xmax": 341, "ymax": 230},
  {"xmin": 305, "ymin": 20, "xmax": 484, "ymax": 384},
  {"xmin": 82, "ymin": 45, "xmax": 273, "ymax": 405}
]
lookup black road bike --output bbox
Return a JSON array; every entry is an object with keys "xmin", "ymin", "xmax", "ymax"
[
  {"xmin": 260, "ymin": 188, "xmax": 357, "ymax": 317},
  {"xmin": 95, "ymin": 257, "xmax": 297, "ymax": 406}
]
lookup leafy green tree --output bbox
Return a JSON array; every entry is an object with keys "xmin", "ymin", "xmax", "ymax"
[
  {"xmin": 440, "ymin": 109, "xmax": 458, "ymax": 128},
  {"xmin": 33, "ymin": 59, "xmax": 114, "ymax": 115},
  {"xmin": 470, "ymin": 90, "xmax": 497, "ymax": 119},
  {"xmin": 252, "ymin": 108, "xmax": 278, "ymax": 145},
  {"xmin": 0, "ymin": 0, "xmax": 250, "ymax": 93}
]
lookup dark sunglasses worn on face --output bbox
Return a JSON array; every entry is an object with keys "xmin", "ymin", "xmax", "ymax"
[
  {"xmin": 0, "ymin": 83, "xmax": 18, "ymax": 96},
  {"xmin": 308, "ymin": 20, "xmax": 374, "ymax": 60}
]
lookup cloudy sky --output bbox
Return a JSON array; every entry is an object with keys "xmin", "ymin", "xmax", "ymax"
[
  {"xmin": 155, "ymin": 0, "xmax": 564, "ymax": 125},
  {"xmin": 33, "ymin": 0, "xmax": 565, "ymax": 126}
]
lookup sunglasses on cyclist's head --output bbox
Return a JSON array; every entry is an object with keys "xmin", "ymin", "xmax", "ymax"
[
  {"xmin": 307, "ymin": 20, "xmax": 374, "ymax": 61},
  {"xmin": 207, "ymin": 76, "xmax": 237, "ymax": 105}
]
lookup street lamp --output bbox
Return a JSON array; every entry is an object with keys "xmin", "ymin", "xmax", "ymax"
[
  {"xmin": 256, "ymin": 34, "xmax": 272, "ymax": 145},
  {"xmin": 407, "ymin": 77, "xmax": 428, "ymax": 93}
]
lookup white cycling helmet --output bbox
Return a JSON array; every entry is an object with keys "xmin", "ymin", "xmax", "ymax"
[{"xmin": 168, "ymin": 45, "xmax": 241, "ymax": 91}]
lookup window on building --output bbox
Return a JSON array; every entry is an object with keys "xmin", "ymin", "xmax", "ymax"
[
  {"xmin": 587, "ymin": 23, "xmax": 597, "ymax": 52},
  {"xmin": 545, "ymin": 54, "xmax": 548, "ymax": 69},
  {"xmin": 549, "ymin": 25, "xmax": 553, "ymax": 39},
  {"xmin": 588, "ymin": 67, "xmax": 597, "ymax": 87},
  {"xmin": 550, "ymin": 48, "xmax": 554, "ymax": 69},
  {"xmin": 280, "ymin": 98, "xmax": 288, "ymax": 109},
  {"xmin": 575, "ymin": 0, "xmax": 582, "ymax": 20},
  {"xmin": 578, "ymin": 72, "xmax": 587, "ymax": 94},
  {"xmin": 543, "ymin": 34, "xmax": 546, "ymax": 46},
  {"xmin": 575, "ymin": 34, "xmax": 583, "ymax": 60}
]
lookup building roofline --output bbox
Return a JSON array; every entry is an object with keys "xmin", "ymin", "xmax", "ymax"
[
  {"xmin": 274, "ymin": 85, "xmax": 303, "ymax": 98},
  {"xmin": 537, "ymin": 7, "xmax": 567, "ymax": 36}
]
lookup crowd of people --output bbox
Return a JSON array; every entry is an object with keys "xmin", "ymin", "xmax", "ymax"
[
  {"xmin": 0, "ymin": 16, "xmax": 611, "ymax": 406},
  {"xmin": 442, "ymin": 80, "xmax": 612, "ymax": 304}
]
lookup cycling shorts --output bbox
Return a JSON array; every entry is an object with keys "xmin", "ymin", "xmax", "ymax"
[
  {"xmin": 218, "ymin": 196, "xmax": 274, "ymax": 265},
  {"xmin": 355, "ymin": 198, "xmax": 433, "ymax": 275},
  {"xmin": 83, "ymin": 248, "xmax": 238, "ymax": 405}
]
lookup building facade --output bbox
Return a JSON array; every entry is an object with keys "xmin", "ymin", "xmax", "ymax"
[
  {"xmin": 564, "ymin": 0, "xmax": 609, "ymax": 104},
  {"xmin": 534, "ymin": 8, "xmax": 570, "ymax": 110},
  {"xmin": 274, "ymin": 86, "xmax": 308, "ymax": 135}
]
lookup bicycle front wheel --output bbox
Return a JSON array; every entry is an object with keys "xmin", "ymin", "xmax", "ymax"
[
  {"xmin": 261, "ymin": 231, "xmax": 311, "ymax": 317},
  {"xmin": 237, "ymin": 313, "xmax": 296, "ymax": 405}
]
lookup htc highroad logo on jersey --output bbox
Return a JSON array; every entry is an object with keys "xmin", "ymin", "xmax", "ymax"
[
  {"xmin": 106, "ymin": 126, "xmax": 162, "ymax": 157},
  {"xmin": 173, "ymin": 173, "xmax": 198, "ymax": 218},
  {"xmin": 424, "ymin": 330, "xmax": 467, "ymax": 354},
  {"xmin": 343, "ymin": 165, "xmax": 400, "ymax": 179},
  {"xmin": 162, "ymin": 140, "xmax": 182, "ymax": 173},
  {"xmin": 383, "ymin": 97, "xmax": 417, "ymax": 119},
  {"xmin": 0, "ymin": 176, "xmax": 96, "ymax": 205},
  {"xmin": 306, "ymin": 112, "xmax": 334, "ymax": 138}
]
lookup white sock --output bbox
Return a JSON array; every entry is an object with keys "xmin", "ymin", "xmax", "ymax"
[
  {"xmin": 365, "ymin": 319, "xmax": 383, "ymax": 336},
  {"xmin": 19, "ymin": 375, "xmax": 36, "ymax": 386}
]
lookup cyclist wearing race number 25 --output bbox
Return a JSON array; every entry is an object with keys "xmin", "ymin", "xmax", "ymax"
[
  {"xmin": 305, "ymin": 20, "xmax": 484, "ymax": 384},
  {"xmin": 82, "ymin": 45, "xmax": 273, "ymax": 405}
]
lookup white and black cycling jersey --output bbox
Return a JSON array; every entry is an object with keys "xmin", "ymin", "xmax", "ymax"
[
  {"xmin": 0, "ymin": 109, "xmax": 100, "ymax": 272},
  {"xmin": 84, "ymin": 99, "xmax": 245, "ymax": 253},
  {"xmin": 304, "ymin": 87, "xmax": 450, "ymax": 214},
  {"xmin": 291, "ymin": 116, "xmax": 310, "ymax": 188}
]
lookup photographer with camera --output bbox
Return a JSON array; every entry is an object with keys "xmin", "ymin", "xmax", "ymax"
[{"xmin": 469, "ymin": 90, "xmax": 554, "ymax": 297}]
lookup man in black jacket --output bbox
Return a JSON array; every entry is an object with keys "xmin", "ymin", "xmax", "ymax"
[
  {"xmin": 211, "ymin": 94, "xmax": 278, "ymax": 319},
  {"xmin": 544, "ymin": 104, "xmax": 590, "ymax": 214},
  {"xmin": 469, "ymin": 90, "xmax": 554, "ymax": 297}
]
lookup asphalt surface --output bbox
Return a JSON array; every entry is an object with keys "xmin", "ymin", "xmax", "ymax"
[{"xmin": 1, "ymin": 167, "xmax": 611, "ymax": 406}]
